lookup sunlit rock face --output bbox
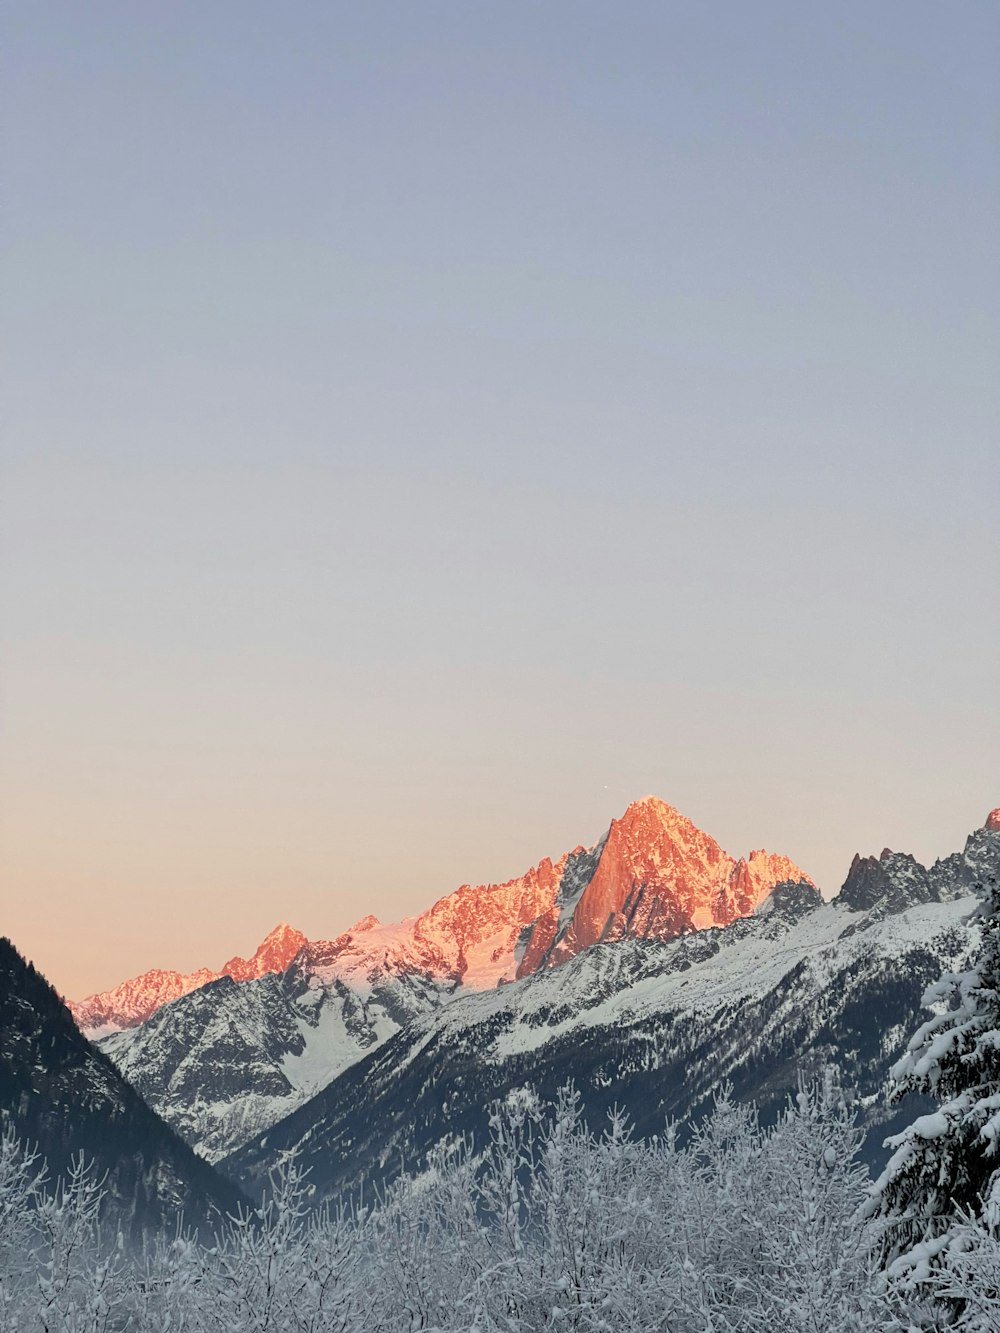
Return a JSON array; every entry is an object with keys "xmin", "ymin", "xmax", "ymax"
[
  {"xmin": 299, "ymin": 852, "xmax": 574, "ymax": 993},
  {"xmin": 225, "ymin": 823, "xmax": 1000, "ymax": 1209},
  {"xmin": 986, "ymin": 808, "xmax": 1000, "ymax": 833},
  {"xmin": 517, "ymin": 795, "xmax": 812, "ymax": 975},
  {"xmin": 222, "ymin": 923, "xmax": 308, "ymax": 981},
  {"xmin": 78, "ymin": 801, "xmax": 999, "ymax": 1167}
]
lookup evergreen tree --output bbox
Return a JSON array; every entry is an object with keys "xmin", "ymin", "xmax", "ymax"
[{"xmin": 867, "ymin": 875, "xmax": 1000, "ymax": 1284}]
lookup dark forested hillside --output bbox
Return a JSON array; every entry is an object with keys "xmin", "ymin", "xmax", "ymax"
[{"xmin": 0, "ymin": 938, "xmax": 245, "ymax": 1237}]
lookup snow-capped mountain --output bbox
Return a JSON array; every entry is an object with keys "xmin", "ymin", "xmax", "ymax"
[
  {"xmin": 77, "ymin": 796, "xmax": 810, "ymax": 1036},
  {"xmin": 225, "ymin": 815, "xmax": 1000, "ymax": 1205},
  {"xmin": 100, "ymin": 962, "xmax": 456, "ymax": 1162},
  {"xmin": 0, "ymin": 938, "xmax": 246, "ymax": 1237},
  {"xmin": 91, "ymin": 797, "xmax": 812, "ymax": 1159},
  {"xmin": 71, "ymin": 922, "xmax": 308, "ymax": 1033}
]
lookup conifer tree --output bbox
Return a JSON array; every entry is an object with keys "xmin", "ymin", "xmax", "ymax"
[{"xmin": 867, "ymin": 875, "xmax": 1000, "ymax": 1283}]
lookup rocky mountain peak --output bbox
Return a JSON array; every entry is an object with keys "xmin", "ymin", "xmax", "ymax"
[
  {"xmin": 836, "ymin": 813, "xmax": 1000, "ymax": 916},
  {"xmin": 71, "ymin": 922, "xmax": 309, "ymax": 1033},
  {"xmin": 351, "ymin": 914, "xmax": 381, "ymax": 932},
  {"xmin": 517, "ymin": 801, "xmax": 812, "ymax": 973},
  {"xmin": 223, "ymin": 923, "xmax": 307, "ymax": 981},
  {"xmin": 262, "ymin": 921, "xmax": 303, "ymax": 947},
  {"xmin": 619, "ymin": 794, "xmax": 698, "ymax": 829}
]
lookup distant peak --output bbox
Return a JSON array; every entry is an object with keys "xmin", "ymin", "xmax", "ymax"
[
  {"xmin": 614, "ymin": 796, "xmax": 707, "ymax": 848},
  {"xmin": 230, "ymin": 923, "xmax": 308, "ymax": 978},
  {"xmin": 256, "ymin": 922, "xmax": 306, "ymax": 952},
  {"xmin": 630, "ymin": 794, "xmax": 671, "ymax": 810},
  {"xmin": 350, "ymin": 914, "xmax": 381, "ymax": 932},
  {"xmin": 620, "ymin": 795, "xmax": 688, "ymax": 824},
  {"xmin": 985, "ymin": 809, "xmax": 1000, "ymax": 832}
]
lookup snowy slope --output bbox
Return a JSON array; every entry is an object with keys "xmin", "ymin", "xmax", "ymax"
[
  {"xmin": 96, "ymin": 805, "xmax": 997, "ymax": 1177},
  {"xmin": 101, "ymin": 960, "xmax": 455, "ymax": 1163},
  {"xmin": 93, "ymin": 797, "xmax": 813, "ymax": 1159}
]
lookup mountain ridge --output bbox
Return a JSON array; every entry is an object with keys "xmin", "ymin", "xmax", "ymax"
[
  {"xmin": 92, "ymin": 806, "xmax": 997, "ymax": 1169},
  {"xmin": 73, "ymin": 795, "xmax": 812, "ymax": 1033},
  {"xmin": 71, "ymin": 922, "xmax": 309, "ymax": 1034}
]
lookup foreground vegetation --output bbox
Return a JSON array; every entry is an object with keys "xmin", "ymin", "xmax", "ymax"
[{"xmin": 0, "ymin": 1079, "xmax": 993, "ymax": 1333}]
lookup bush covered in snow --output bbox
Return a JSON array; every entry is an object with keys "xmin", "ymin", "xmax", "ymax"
[{"xmin": 0, "ymin": 1081, "xmax": 931, "ymax": 1333}]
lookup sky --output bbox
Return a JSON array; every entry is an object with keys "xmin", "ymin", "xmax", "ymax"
[{"xmin": 2, "ymin": 2, "xmax": 998, "ymax": 998}]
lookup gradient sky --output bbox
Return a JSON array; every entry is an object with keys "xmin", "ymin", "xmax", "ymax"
[{"xmin": 2, "ymin": 3, "xmax": 998, "ymax": 998}]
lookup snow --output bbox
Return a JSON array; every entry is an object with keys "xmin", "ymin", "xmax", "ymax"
[
  {"xmin": 909, "ymin": 1111, "xmax": 950, "ymax": 1141},
  {"xmin": 278, "ymin": 989, "xmax": 398, "ymax": 1101},
  {"xmin": 88, "ymin": 813, "xmax": 996, "ymax": 1171}
]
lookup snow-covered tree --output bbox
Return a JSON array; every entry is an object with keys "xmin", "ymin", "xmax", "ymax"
[
  {"xmin": 34, "ymin": 1153, "xmax": 130, "ymax": 1333},
  {"xmin": 0, "ymin": 1082, "xmax": 918, "ymax": 1331},
  {"xmin": 867, "ymin": 875, "xmax": 1000, "ymax": 1290},
  {"xmin": 0, "ymin": 1123, "xmax": 44, "ymax": 1332}
]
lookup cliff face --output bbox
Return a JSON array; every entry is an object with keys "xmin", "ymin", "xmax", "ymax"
[{"xmin": 518, "ymin": 796, "xmax": 812, "ymax": 975}]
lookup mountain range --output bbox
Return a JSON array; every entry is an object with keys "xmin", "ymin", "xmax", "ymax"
[
  {"xmin": 86, "ymin": 797, "xmax": 813, "ymax": 1160},
  {"xmin": 225, "ymin": 812, "xmax": 1000, "ymax": 1205},
  {"xmin": 73, "ymin": 797, "xmax": 811, "ymax": 1035},
  {"xmin": 33, "ymin": 797, "xmax": 1000, "ymax": 1215}
]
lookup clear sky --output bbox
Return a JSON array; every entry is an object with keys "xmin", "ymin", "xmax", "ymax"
[{"xmin": 2, "ymin": 2, "xmax": 997, "ymax": 998}]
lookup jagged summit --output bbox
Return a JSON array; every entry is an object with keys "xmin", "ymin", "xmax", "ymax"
[
  {"xmin": 71, "ymin": 921, "xmax": 309, "ymax": 1033},
  {"xmin": 350, "ymin": 914, "xmax": 381, "ymax": 932},
  {"xmin": 837, "ymin": 815, "xmax": 1000, "ymax": 914},
  {"xmin": 72, "ymin": 796, "xmax": 812, "ymax": 1034},
  {"xmin": 624, "ymin": 793, "xmax": 690, "ymax": 819},
  {"xmin": 616, "ymin": 795, "xmax": 713, "ymax": 842},
  {"xmin": 90, "ymin": 806, "xmax": 999, "ymax": 1170},
  {"xmin": 97, "ymin": 810, "xmax": 999, "ymax": 1169},
  {"xmin": 223, "ymin": 922, "xmax": 307, "ymax": 981},
  {"xmin": 516, "ymin": 798, "xmax": 811, "ymax": 974}
]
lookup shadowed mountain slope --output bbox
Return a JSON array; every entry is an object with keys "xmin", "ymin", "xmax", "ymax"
[{"xmin": 0, "ymin": 938, "xmax": 247, "ymax": 1237}]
